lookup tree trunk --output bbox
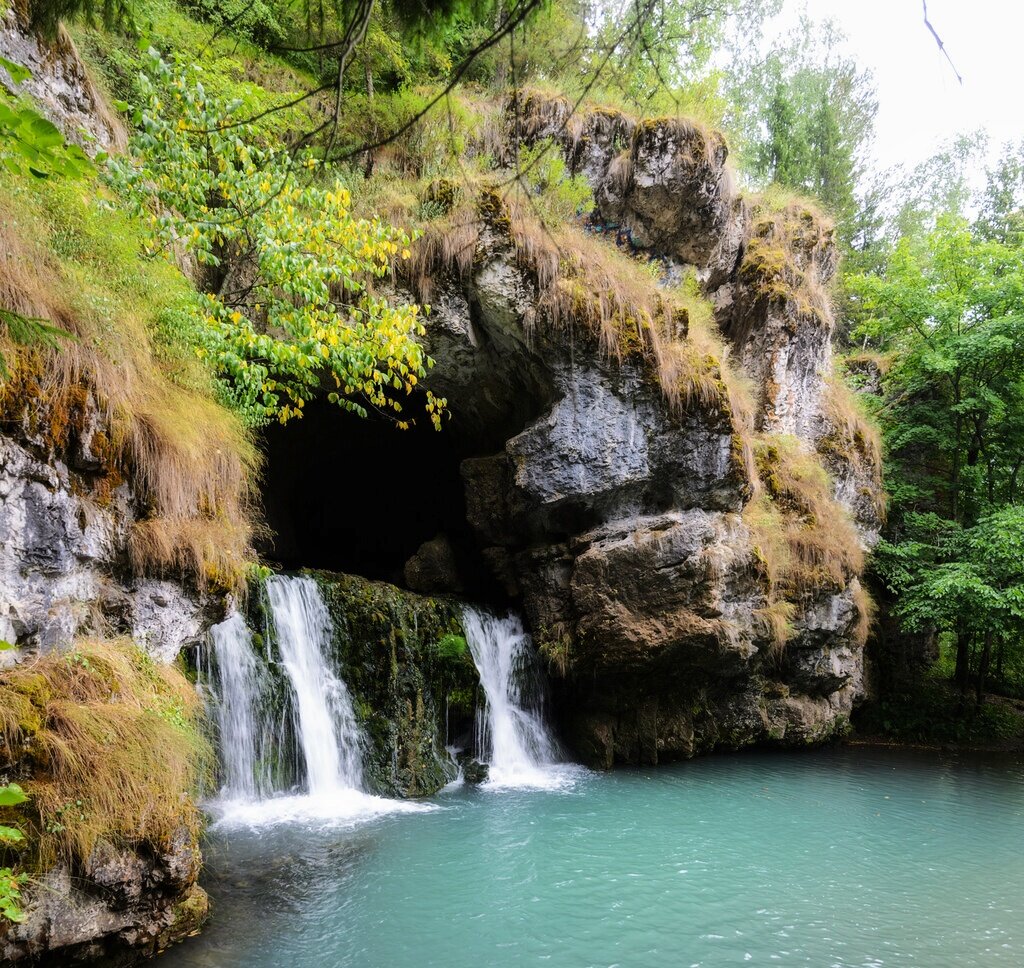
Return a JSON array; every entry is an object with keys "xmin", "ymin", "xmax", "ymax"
[
  {"xmin": 952, "ymin": 411, "xmax": 962, "ymax": 523},
  {"xmin": 362, "ymin": 54, "xmax": 375, "ymax": 178},
  {"xmin": 1010, "ymin": 458, "xmax": 1023, "ymax": 503},
  {"xmin": 954, "ymin": 621, "xmax": 971, "ymax": 696},
  {"xmin": 976, "ymin": 629, "xmax": 994, "ymax": 706},
  {"xmin": 492, "ymin": 1, "xmax": 508, "ymax": 89}
]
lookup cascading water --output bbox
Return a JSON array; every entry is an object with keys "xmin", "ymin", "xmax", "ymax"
[
  {"xmin": 463, "ymin": 608, "xmax": 564, "ymax": 788},
  {"xmin": 263, "ymin": 575, "xmax": 364, "ymax": 794},
  {"xmin": 204, "ymin": 613, "xmax": 276, "ymax": 801},
  {"xmin": 204, "ymin": 575, "xmax": 428, "ymax": 826}
]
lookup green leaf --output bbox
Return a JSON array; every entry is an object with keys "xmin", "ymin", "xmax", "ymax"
[
  {"xmin": 27, "ymin": 116, "xmax": 64, "ymax": 148},
  {"xmin": 0, "ymin": 826, "xmax": 24, "ymax": 844},
  {"xmin": 0, "ymin": 55, "xmax": 31, "ymax": 85},
  {"xmin": 0, "ymin": 784, "xmax": 29, "ymax": 807}
]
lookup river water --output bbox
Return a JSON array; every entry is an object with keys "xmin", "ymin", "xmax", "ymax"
[{"xmin": 163, "ymin": 747, "xmax": 1024, "ymax": 968}]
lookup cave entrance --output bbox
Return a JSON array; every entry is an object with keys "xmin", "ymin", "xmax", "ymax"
[{"xmin": 258, "ymin": 397, "xmax": 506, "ymax": 600}]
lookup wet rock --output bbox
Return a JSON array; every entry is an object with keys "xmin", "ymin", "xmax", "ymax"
[
  {"xmin": 404, "ymin": 534, "xmax": 465, "ymax": 594},
  {"xmin": 1, "ymin": 829, "xmax": 207, "ymax": 966},
  {"xmin": 0, "ymin": 432, "xmax": 209, "ymax": 662},
  {"xmin": 308, "ymin": 571, "xmax": 479, "ymax": 797},
  {"xmin": 460, "ymin": 757, "xmax": 489, "ymax": 784},
  {"xmin": 415, "ymin": 108, "xmax": 883, "ymax": 767}
]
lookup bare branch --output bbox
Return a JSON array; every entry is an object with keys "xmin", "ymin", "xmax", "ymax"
[{"xmin": 922, "ymin": 0, "xmax": 963, "ymax": 86}]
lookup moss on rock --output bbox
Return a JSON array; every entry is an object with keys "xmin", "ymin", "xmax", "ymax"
[{"xmin": 308, "ymin": 571, "xmax": 480, "ymax": 797}]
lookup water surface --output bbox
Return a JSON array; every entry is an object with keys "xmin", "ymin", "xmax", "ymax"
[{"xmin": 165, "ymin": 748, "xmax": 1024, "ymax": 968}]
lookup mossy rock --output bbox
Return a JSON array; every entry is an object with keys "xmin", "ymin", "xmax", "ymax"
[{"xmin": 307, "ymin": 570, "xmax": 481, "ymax": 798}]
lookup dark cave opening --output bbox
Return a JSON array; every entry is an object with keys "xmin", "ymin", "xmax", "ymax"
[{"xmin": 258, "ymin": 397, "xmax": 512, "ymax": 601}]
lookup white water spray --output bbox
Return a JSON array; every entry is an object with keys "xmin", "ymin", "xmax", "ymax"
[
  {"xmin": 264, "ymin": 575, "xmax": 364, "ymax": 794},
  {"xmin": 463, "ymin": 609, "xmax": 564, "ymax": 788},
  {"xmin": 206, "ymin": 612, "xmax": 275, "ymax": 801},
  {"xmin": 205, "ymin": 576, "xmax": 430, "ymax": 827}
]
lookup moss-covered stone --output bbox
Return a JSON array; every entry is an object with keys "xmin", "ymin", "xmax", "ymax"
[{"xmin": 308, "ymin": 571, "xmax": 480, "ymax": 798}]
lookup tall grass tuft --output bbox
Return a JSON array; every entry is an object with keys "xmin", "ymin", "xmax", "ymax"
[{"xmin": 0, "ymin": 639, "xmax": 210, "ymax": 871}]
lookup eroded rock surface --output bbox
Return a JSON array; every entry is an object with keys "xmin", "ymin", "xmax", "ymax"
[
  {"xmin": 0, "ymin": 7, "xmax": 125, "ymax": 153},
  {"xmin": 414, "ymin": 100, "xmax": 883, "ymax": 766},
  {"xmin": 1, "ymin": 832, "xmax": 208, "ymax": 967},
  {"xmin": 0, "ymin": 408, "xmax": 212, "ymax": 664}
]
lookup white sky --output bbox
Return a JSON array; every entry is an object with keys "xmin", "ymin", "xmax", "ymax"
[{"xmin": 768, "ymin": 0, "xmax": 1024, "ymax": 172}]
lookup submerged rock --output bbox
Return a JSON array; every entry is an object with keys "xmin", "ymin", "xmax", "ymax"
[{"xmin": 459, "ymin": 757, "xmax": 489, "ymax": 784}]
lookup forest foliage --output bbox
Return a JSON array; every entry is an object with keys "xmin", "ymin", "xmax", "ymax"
[{"xmin": 0, "ymin": 0, "xmax": 1022, "ymax": 733}]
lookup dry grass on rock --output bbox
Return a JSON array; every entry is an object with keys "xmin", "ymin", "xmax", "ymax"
[
  {"xmin": 0, "ymin": 640, "xmax": 209, "ymax": 872},
  {"xmin": 0, "ymin": 179, "xmax": 257, "ymax": 590}
]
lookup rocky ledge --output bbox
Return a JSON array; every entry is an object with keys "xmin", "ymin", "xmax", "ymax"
[{"xmin": 400, "ymin": 94, "xmax": 883, "ymax": 767}]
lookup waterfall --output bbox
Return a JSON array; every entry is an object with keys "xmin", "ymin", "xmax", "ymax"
[
  {"xmin": 204, "ymin": 575, "xmax": 428, "ymax": 827},
  {"xmin": 463, "ymin": 608, "xmax": 562, "ymax": 788},
  {"xmin": 205, "ymin": 613, "xmax": 275, "ymax": 801},
  {"xmin": 264, "ymin": 575, "xmax": 364, "ymax": 794}
]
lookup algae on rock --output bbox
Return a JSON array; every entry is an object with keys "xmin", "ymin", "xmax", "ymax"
[{"xmin": 310, "ymin": 571, "xmax": 479, "ymax": 797}]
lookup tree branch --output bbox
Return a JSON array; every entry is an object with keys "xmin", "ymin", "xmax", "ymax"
[{"xmin": 922, "ymin": 0, "xmax": 963, "ymax": 86}]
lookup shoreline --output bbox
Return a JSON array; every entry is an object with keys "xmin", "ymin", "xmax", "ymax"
[{"xmin": 845, "ymin": 733, "xmax": 1024, "ymax": 758}]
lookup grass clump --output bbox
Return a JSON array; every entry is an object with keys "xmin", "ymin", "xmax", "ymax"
[
  {"xmin": 412, "ymin": 186, "xmax": 749, "ymax": 425},
  {"xmin": 433, "ymin": 633, "xmax": 468, "ymax": 661},
  {"xmin": 0, "ymin": 640, "xmax": 210, "ymax": 873},
  {"xmin": 752, "ymin": 599, "xmax": 797, "ymax": 662},
  {"xmin": 0, "ymin": 175, "xmax": 257, "ymax": 590},
  {"xmin": 738, "ymin": 191, "xmax": 835, "ymax": 328},
  {"xmin": 507, "ymin": 194, "xmax": 749, "ymax": 420},
  {"xmin": 746, "ymin": 434, "xmax": 864, "ymax": 596},
  {"xmin": 818, "ymin": 373, "xmax": 885, "ymax": 518},
  {"xmin": 743, "ymin": 435, "xmax": 872, "ymax": 659}
]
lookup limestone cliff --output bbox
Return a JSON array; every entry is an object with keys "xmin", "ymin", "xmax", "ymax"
[
  {"xmin": 405, "ymin": 94, "xmax": 883, "ymax": 767},
  {"xmin": 0, "ymin": 17, "xmax": 239, "ymax": 964},
  {"xmin": 0, "ymin": 391, "xmax": 218, "ymax": 664}
]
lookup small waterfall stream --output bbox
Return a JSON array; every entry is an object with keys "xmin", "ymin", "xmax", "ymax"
[
  {"xmin": 463, "ymin": 608, "xmax": 563, "ymax": 788},
  {"xmin": 264, "ymin": 576, "xmax": 364, "ymax": 794},
  {"xmin": 204, "ymin": 575, "xmax": 426, "ymax": 826},
  {"xmin": 204, "ymin": 575, "xmax": 574, "ymax": 823},
  {"xmin": 206, "ymin": 613, "xmax": 275, "ymax": 801}
]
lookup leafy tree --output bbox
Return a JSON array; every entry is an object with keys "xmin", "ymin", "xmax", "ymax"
[
  {"xmin": 0, "ymin": 57, "xmax": 94, "ymax": 179},
  {"xmin": 731, "ymin": 17, "xmax": 877, "ymax": 249},
  {"xmin": 850, "ymin": 214, "xmax": 1024, "ymax": 700},
  {"xmin": 586, "ymin": 0, "xmax": 770, "ymax": 115},
  {"xmin": 28, "ymin": 0, "xmax": 134, "ymax": 34},
  {"xmin": 977, "ymin": 139, "xmax": 1024, "ymax": 246},
  {"xmin": 108, "ymin": 54, "xmax": 445, "ymax": 429}
]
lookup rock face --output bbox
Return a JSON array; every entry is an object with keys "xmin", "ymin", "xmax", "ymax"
[
  {"xmin": 412, "ymin": 99, "xmax": 883, "ymax": 767},
  {"xmin": 0, "ymin": 280, "xmax": 212, "ymax": 968},
  {"xmin": 1, "ymin": 835, "xmax": 208, "ymax": 967},
  {"xmin": 312, "ymin": 572, "xmax": 479, "ymax": 796},
  {"xmin": 0, "ymin": 6, "xmax": 126, "ymax": 153},
  {"xmin": 403, "ymin": 534, "xmax": 464, "ymax": 594},
  {"xmin": 0, "ymin": 396, "xmax": 213, "ymax": 664}
]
